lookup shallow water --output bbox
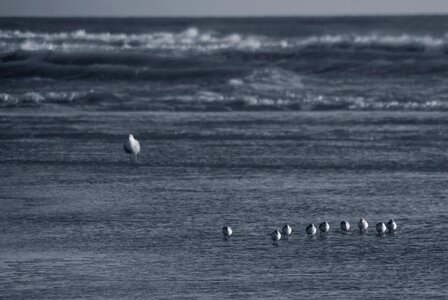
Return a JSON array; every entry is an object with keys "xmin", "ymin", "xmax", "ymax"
[{"xmin": 1, "ymin": 111, "xmax": 448, "ymax": 299}]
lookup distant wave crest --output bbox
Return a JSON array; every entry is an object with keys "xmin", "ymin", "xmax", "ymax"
[
  {"xmin": 1, "ymin": 28, "xmax": 447, "ymax": 53},
  {"xmin": 0, "ymin": 91, "xmax": 123, "ymax": 106},
  {"xmin": 2, "ymin": 89, "xmax": 447, "ymax": 112},
  {"xmin": 0, "ymin": 27, "xmax": 264, "ymax": 52}
]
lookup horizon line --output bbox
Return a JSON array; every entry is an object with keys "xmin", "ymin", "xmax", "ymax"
[{"xmin": 1, "ymin": 13, "xmax": 448, "ymax": 18}]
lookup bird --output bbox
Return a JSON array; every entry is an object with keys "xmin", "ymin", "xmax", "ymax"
[
  {"xmin": 319, "ymin": 222, "xmax": 330, "ymax": 234},
  {"xmin": 340, "ymin": 220, "xmax": 350, "ymax": 232},
  {"xmin": 358, "ymin": 219, "xmax": 369, "ymax": 231},
  {"xmin": 222, "ymin": 226, "xmax": 233, "ymax": 237},
  {"xmin": 386, "ymin": 219, "xmax": 397, "ymax": 232},
  {"xmin": 271, "ymin": 230, "xmax": 281, "ymax": 242},
  {"xmin": 123, "ymin": 134, "xmax": 141, "ymax": 162},
  {"xmin": 306, "ymin": 224, "xmax": 317, "ymax": 236},
  {"xmin": 376, "ymin": 222, "xmax": 387, "ymax": 234},
  {"xmin": 281, "ymin": 224, "xmax": 292, "ymax": 237}
]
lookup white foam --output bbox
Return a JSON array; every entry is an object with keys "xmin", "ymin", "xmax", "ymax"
[
  {"xmin": 0, "ymin": 93, "xmax": 18, "ymax": 103},
  {"xmin": 228, "ymin": 78, "xmax": 244, "ymax": 86},
  {"xmin": 196, "ymin": 91, "xmax": 224, "ymax": 102},
  {"xmin": 1, "ymin": 29, "xmax": 447, "ymax": 53},
  {"xmin": 0, "ymin": 91, "xmax": 84, "ymax": 104},
  {"xmin": 226, "ymin": 34, "xmax": 242, "ymax": 43},
  {"xmin": 242, "ymin": 95, "xmax": 290, "ymax": 106},
  {"xmin": 0, "ymin": 28, "xmax": 268, "ymax": 53},
  {"xmin": 20, "ymin": 40, "xmax": 54, "ymax": 51},
  {"xmin": 184, "ymin": 27, "xmax": 199, "ymax": 38},
  {"xmin": 244, "ymin": 68, "xmax": 304, "ymax": 91},
  {"xmin": 294, "ymin": 33, "xmax": 446, "ymax": 51}
]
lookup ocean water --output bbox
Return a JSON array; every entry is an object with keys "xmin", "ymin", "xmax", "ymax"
[{"xmin": 1, "ymin": 17, "xmax": 448, "ymax": 299}]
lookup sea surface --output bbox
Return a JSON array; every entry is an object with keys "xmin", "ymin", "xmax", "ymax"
[{"xmin": 1, "ymin": 16, "xmax": 448, "ymax": 299}]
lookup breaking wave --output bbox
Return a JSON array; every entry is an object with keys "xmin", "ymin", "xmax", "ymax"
[
  {"xmin": 0, "ymin": 28, "xmax": 265, "ymax": 53},
  {"xmin": 0, "ymin": 91, "xmax": 124, "ymax": 106},
  {"xmin": 1, "ymin": 28, "xmax": 448, "ymax": 54},
  {"xmin": 2, "ymin": 89, "xmax": 448, "ymax": 112},
  {"xmin": 2, "ymin": 19, "xmax": 448, "ymax": 112}
]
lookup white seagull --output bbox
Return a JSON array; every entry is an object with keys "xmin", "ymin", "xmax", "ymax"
[
  {"xmin": 222, "ymin": 226, "xmax": 233, "ymax": 237},
  {"xmin": 271, "ymin": 230, "xmax": 281, "ymax": 242},
  {"xmin": 376, "ymin": 222, "xmax": 387, "ymax": 234},
  {"xmin": 340, "ymin": 221, "xmax": 350, "ymax": 232},
  {"xmin": 319, "ymin": 222, "xmax": 330, "ymax": 234},
  {"xmin": 387, "ymin": 219, "xmax": 397, "ymax": 232},
  {"xmin": 124, "ymin": 134, "xmax": 141, "ymax": 162},
  {"xmin": 358, "ymin": 218, "xmax": 369, "ymax": 231},
  {"xmin": 306, "ymin": 224, "xmax": 317, "ymax": 236},
  {"xmin": 282, "ymin": 224, "xmax": 292, "ymax": 237}
]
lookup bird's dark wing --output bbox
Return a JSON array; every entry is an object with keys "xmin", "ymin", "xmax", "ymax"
[{"xmin": 124, "ymin": 143, "xmax": 133, "ymax": 154}]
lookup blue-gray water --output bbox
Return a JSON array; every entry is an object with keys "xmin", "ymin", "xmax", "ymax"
[{"xmin": 1, "ymin": 17, "xmax": 448, "ymax": 299}]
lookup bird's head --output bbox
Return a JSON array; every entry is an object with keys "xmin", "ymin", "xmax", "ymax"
[{"xmin": 129, "ymin": 134, "xmax": 134, "ymax": 140}]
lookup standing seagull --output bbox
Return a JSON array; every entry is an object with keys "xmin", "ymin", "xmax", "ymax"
[
  {"xmin": 376, "ymin": 222, "xmax": 387, "ymax": 235},
  {"xmin": 271, "ymin": 230, "xmax": 281, "ymax": 243},
  {"xmin": 306, "ymin": 224, "xmax": 317, "ymax": 236},
  {"xmin": 358, "ymin": 219, "xmax": 369, "ymax": 232},
  {"xmin": 282, "ymin": 224, "xmax": 292, "ymax": 237},
  {"xmin": 340, "ymin": 221, "xmax": 350, "ymax": 232},
  {"xmin": 319, "ymin": 222, "xmax": 330, "ymax": 234},
  {"xmin": 386, "ymin": 219, "xmax": 397, "ymax": 232},
  {"xmin": 222, "ymin": 226, "xmax": 233, "ymax": 238},
  {"xmin": 124, "ymin": 134, "xmax": 141, "ymax": 162}
]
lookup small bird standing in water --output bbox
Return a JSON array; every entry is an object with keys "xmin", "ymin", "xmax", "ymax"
[
  {"xmin": 222, "ymin": 226, "xmax": 233, "ymax": 238},
  {"xmin": 387, "ymin": 219, "xmax": 397, "ymax": 232},
  {"xmin": 271, "ymin": 230, "xmax": 281, "ymax": 243},
  {"xmin": 281, "ymin": 224, "xmax": 292, "ymax": 237},
  {"xmin": 358, "ymin": 218, "xmax": 369, "ymax": 232},
  {"xmin": 340, "ymin": 221, "xmax": 350, "ymax": 232},
  {"xmin": 376, "ymin": 222, "xmax": 387, "ymax": 235},
  {"xmin": 306, "ymin": 224, "xmax": 317, "ymax": 236},
  {"xmin": 319, "ymin": 222, "xmax": 330, "ymax": 234},
  {"xmin": 124, "ymin": 134, "xmax": 141, "ymax": 162}
]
